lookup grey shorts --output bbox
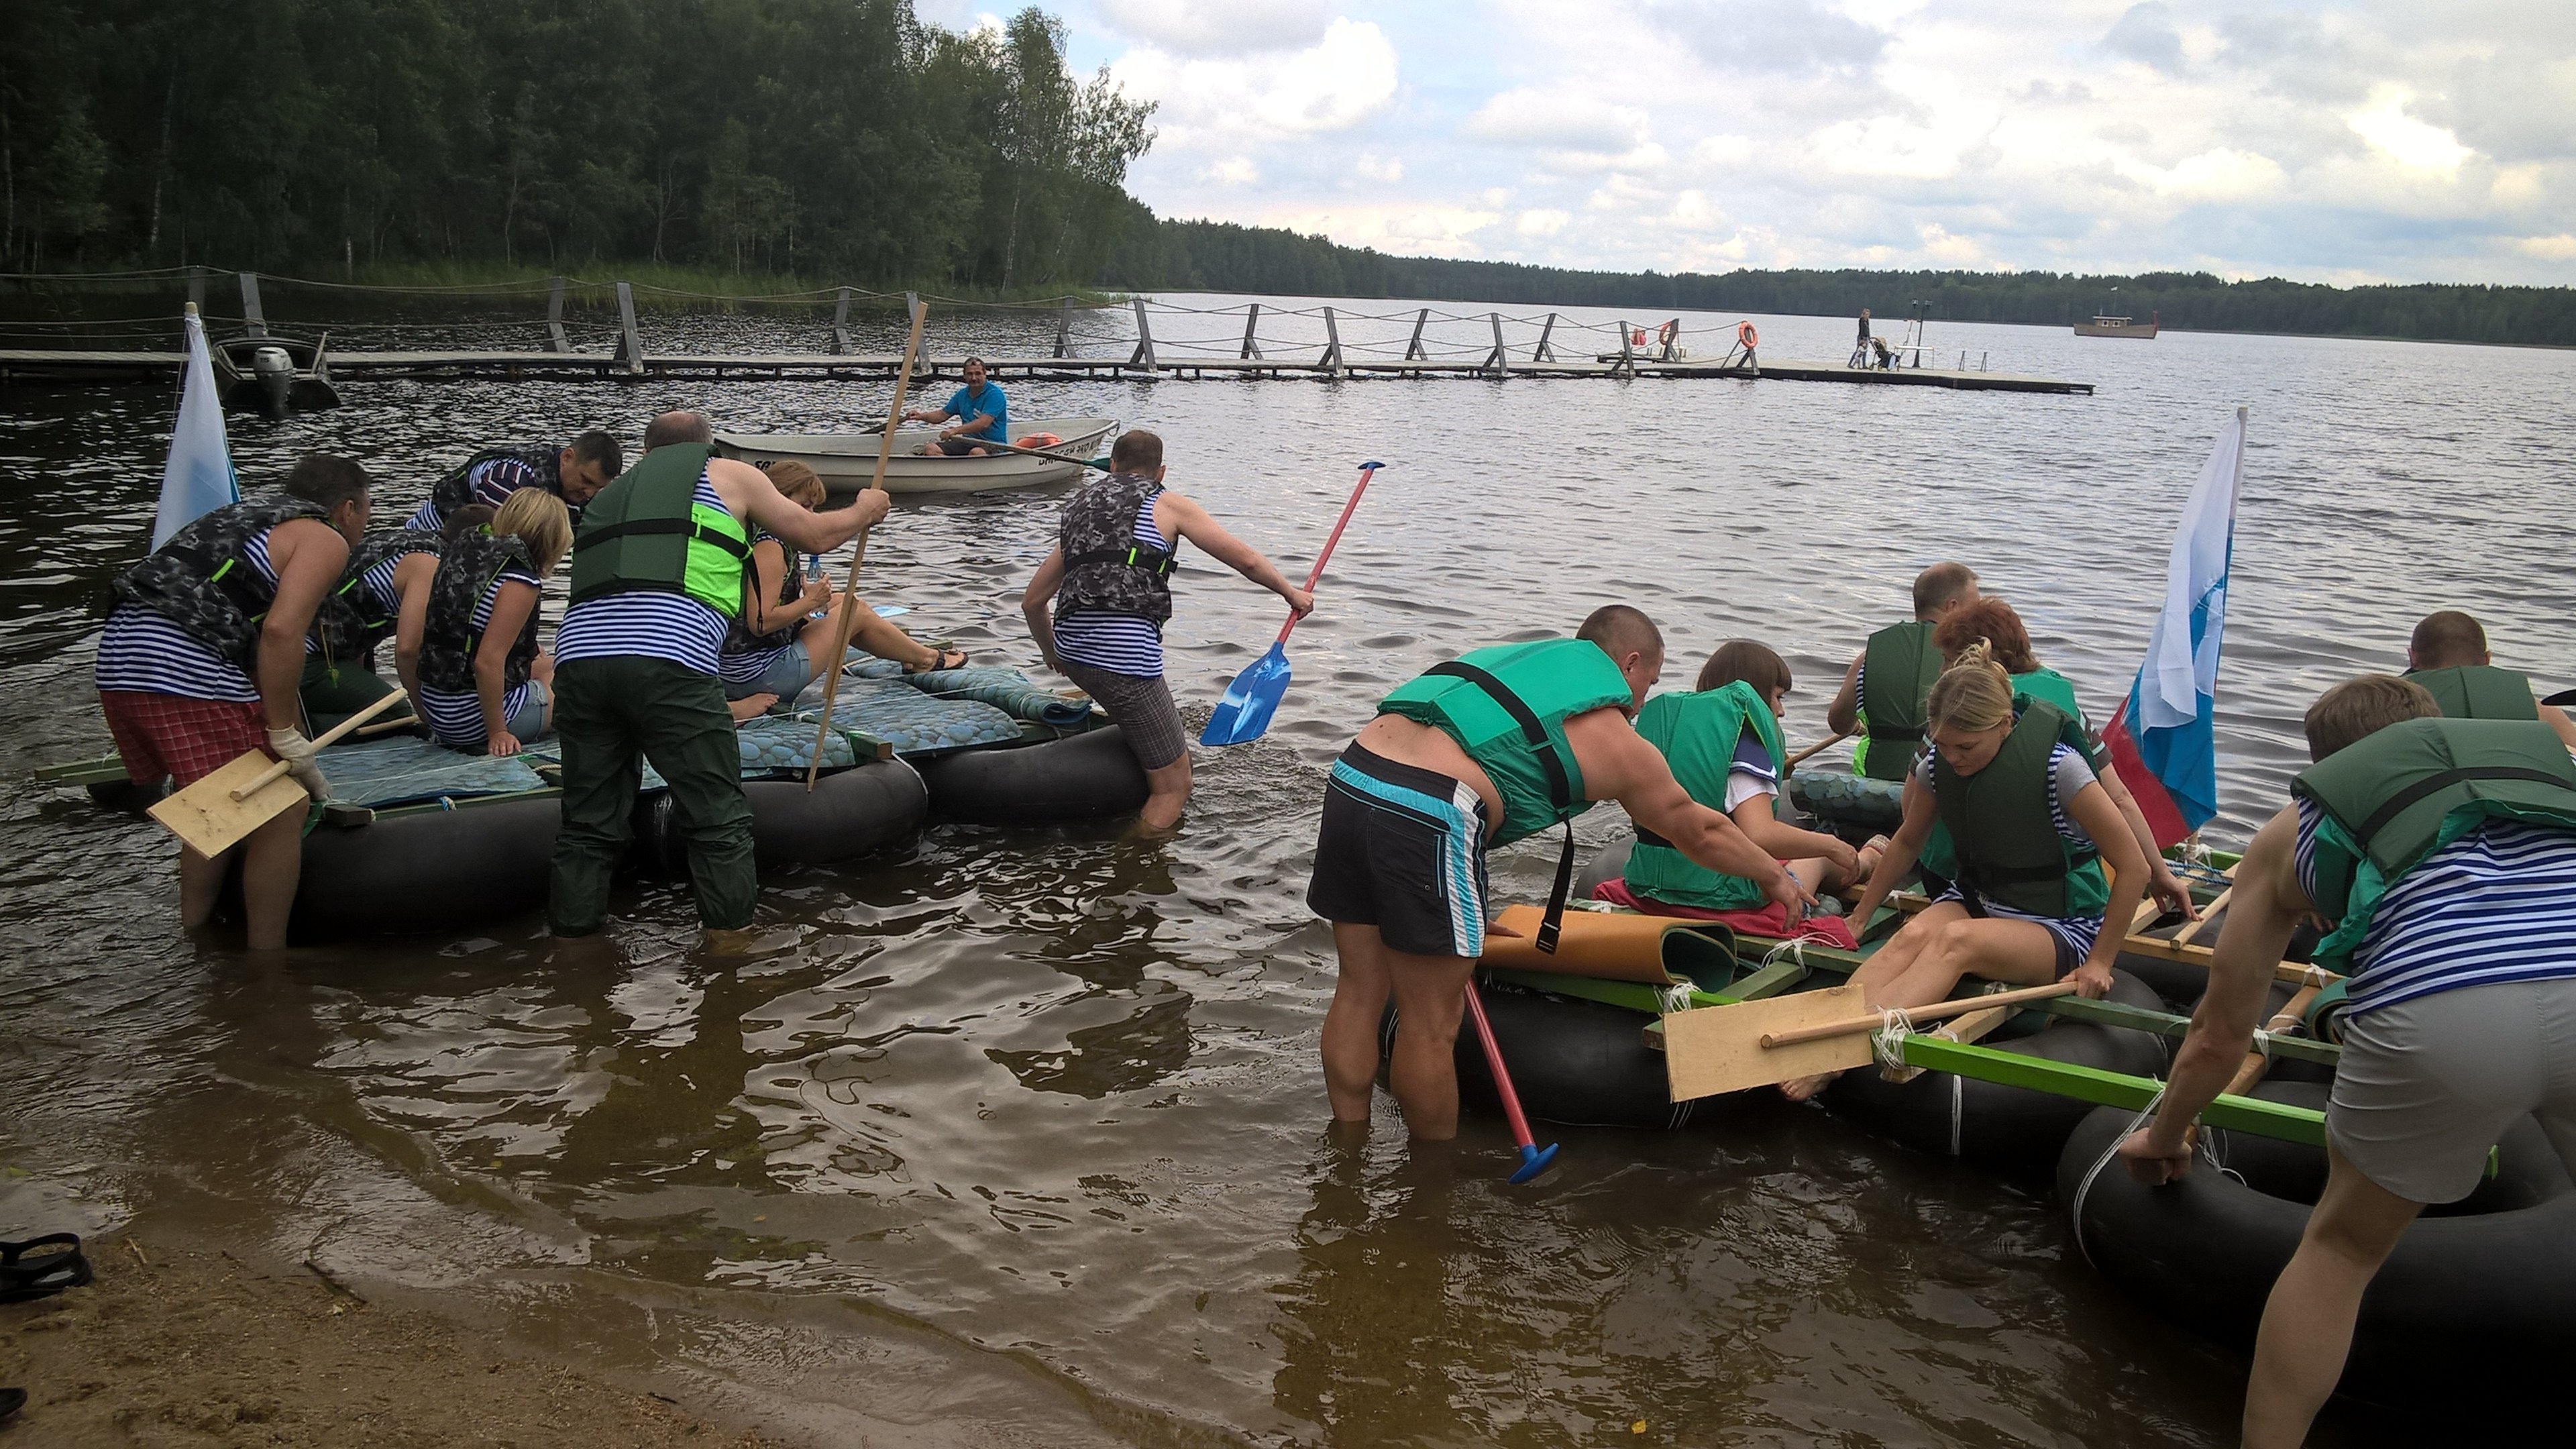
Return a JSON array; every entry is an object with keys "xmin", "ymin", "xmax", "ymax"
[
  {"xmin": 1059, "ymin": 661, "xmax": 1187, "ymax": 770},
  {"xmin": 2328, "ymin": 977, "xmax": 2576, "ymax": 1203}
]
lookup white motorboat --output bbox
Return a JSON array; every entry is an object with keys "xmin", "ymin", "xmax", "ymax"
[{"xmin": 714, "ymin": 416, "xmax": 1118, "ymax": 495}]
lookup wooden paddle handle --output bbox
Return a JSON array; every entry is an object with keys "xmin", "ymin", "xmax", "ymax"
[
  {"xmin": 227, "ymin": 689, "xmax": 411, "ymax": 801},
  {"xmin": 1760, "ymin": 981, "xmax": 2080, "ymax": 1049},
  {"xmin": 1784, "ymin": 732, "xmax": 1850, "ymax": 769},
  {"xmin": 804, "ymin": 298, "xmax": 928, "ymax": 790}
]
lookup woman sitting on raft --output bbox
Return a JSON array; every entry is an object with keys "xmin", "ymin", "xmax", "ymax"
[
  {"xmin": 1785, "ymin": 641, "xmax": 2149, "ymax": 1101},
  {"xmin": 414, "ymin": 488, "xmax": 571, "ymax": 757},
  {"xmin": 716, "ymin": 460, "xmax": 966, "ymax": 719},
  {"xmin": 1603, "ymin": 641, "xmax": 1878, "ymax": 934},
  {"xmin": 1933, "ymin": 598, "xmax": 2192, "ymax": 914}
]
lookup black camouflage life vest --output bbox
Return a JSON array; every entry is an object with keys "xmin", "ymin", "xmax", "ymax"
[
  {"xmin": 418, "ymin": 530, "xmax": 541, "ymax": 694},
  {"xmin": 315, "ymin": 528, "xmax": 445, "ymax": 660},
  {"xmin": 1056, "ymin": 472, "xmax": 1180, "ymax": 625},
  {"xmin": 426, "ymin": 444, "xmax": 561, "ymax": 529},
  {"xmin": 723, "ymin": 529, "xmax": 806, "ymax": 655},
  {"xmin": 112, "ymin": 494, "xmax": 332, "ymax": 671}
]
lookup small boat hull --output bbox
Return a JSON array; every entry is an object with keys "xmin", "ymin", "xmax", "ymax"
[
  {"xmin": 714, "ymin": 416, "xmax": 1117, "ymax": 495},
  {"xmin": 2073, "ymin": 317, "xmax": 2157, "ymax": 339}
]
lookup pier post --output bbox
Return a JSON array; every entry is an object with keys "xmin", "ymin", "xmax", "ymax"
[
  {"xmin": 832, "ymin": 286, "xmax": 853, "ymax": 356},
  {"xmin": 1662, "ymin": 318, "xmax": 1680, "ymax": 362},
  {"xmin": 185, "ymin": 266, "xmax": 206, "ymax": 311},
  {"xmin": 1055, "ymin": 300, "xmax": 1073, "ymax": 359},
  {"xmin": 906, "ymin": 292, "xmax": 926, "ymax": 377},
  {"xmin": 1485, "ymin": 313, "xmax": 1509, "ymax": 377},
  {"xmin": 1534, "ymin": 313, "xmax": 1559, "ymax": 362},
  {"xmin": 547, "ymin": 276, "xmax": 570, "ymax": 354},
  {"xmin": 1240, "ymin": 303, "xmax": 1263, "ymax": 360},
  {"xmin": 1320, "ymin": 307, "xmax": 1344, "ymax": 377},
  {"xmin": 1128, "ymin": 298, "xmax": 1157, "ymax": 372},
  {"xmin": 1615, "ymin": 321, "xmax": 1635, "ymax": 379},
  {"xmin": 1404, "ymin": 307, "xmax": 1430, "ymax": 361},
  {"xmin": 239, "ymin": 272, "xmax": 267, "ymax": 337},
  {"xmin": 614, "ymin": 282, "xmax": 645, "ymax": 376}
]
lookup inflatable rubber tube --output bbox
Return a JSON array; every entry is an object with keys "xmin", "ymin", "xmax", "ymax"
[
  {"xmin": 917, "ymin": 726, "xmax": 1148, "ymax": 825},
  {"xmin": 632, "ymin": 759, "xmax": 926, "ymax": 874},
  {"xmin": 1823, "ymin": 968, "xmax": 2171, "ymax": 1166},
  {"xmin": 1574, "ymin": 836, "xmax": 1633, "ymax": 900},
  {"xmin": 1383, "ymin": 980, "xmax": 1703, "ymax": 1130},
  {"xmin": 292, "ymin": 793, "xmax": 559, "ymax": 939},
  {"xmin": 2059, "ymin": 1091, "xmax": 2576, "ymax": 1419}
]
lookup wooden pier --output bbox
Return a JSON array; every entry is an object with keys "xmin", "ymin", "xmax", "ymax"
[{"xmin": 0, "ymin": 274, "xmax": 2094, "ymax": 395}]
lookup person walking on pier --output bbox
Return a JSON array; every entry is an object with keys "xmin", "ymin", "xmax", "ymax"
[
  {"xmin": 407, "ymin": 433, "xmax": 621, "ymax": 533},
  {"xmin": 904, "ymin": 356, "xmax": 1008, "ymax": 457},
  {"xmin": 95, "ymin": 454, "xmax": 374, "ymax": 950},
  {"xmin": 2118, "ymin": 674, "xmax": 2576, "ymax": 1449},
  {"xmin": 1020, "ymin": 429, "xmax": 1312, "ymax": 832},
  {"xmin": 545, "ymin": 411, "xmax": 889, "ymax": 941}
]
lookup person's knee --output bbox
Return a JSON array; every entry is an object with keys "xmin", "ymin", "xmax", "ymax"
[{"xmin": 1929, "ymin": 918, "xmax": 1979, "ymax": 962}]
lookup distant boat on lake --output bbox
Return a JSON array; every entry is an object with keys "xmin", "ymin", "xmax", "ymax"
[{"xmin": 2074, "ymin": 311, "xmax": 2158, "ymax": 339}]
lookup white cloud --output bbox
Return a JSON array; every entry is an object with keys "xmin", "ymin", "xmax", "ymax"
[
  {"xmin": 1203, "ymin": 156, "xmax": 1260, "ymax": 184},
  {"xmin": 1111, "ymin": 17, "xmax": 1398, "ymax": 145},
  {"xmin": 2347, "ymin": 87, "xmax": 2475, "ymax": 174},
  {"xmin": 1460, "ymin": 89, "xmax": 1647, "ymax": 154},
  {"xmin": 2118, "ymin": 148, "xmax": 2290, "ymax": 201},
  {"xmin": 1094, "ymin": 0, "xmax": 1330, "ymax": 56},
  {"xmin": 1516, "ymin": 208, "xmax": 1570, "ymax": 235},
  {"xmin": 1356, "ymin": 154, "xmax": 1404, "ymax": 182}
]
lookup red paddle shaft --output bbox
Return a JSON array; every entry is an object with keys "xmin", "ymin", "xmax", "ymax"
[
  {"xmin": 1271, "ymin": 463, "xmax": 1381, "ymax": 645},
  {"xmin": 1462, "ymin": 982, "xmax": 1540, "ymax": 1150}
]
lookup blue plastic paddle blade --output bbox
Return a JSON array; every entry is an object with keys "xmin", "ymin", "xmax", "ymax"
[
  {"xmin": 1200, "ymin": 642, "xmax": 1293, "ymax": 745},
  {"xmin": 1509, "ymin": 1142, "xmax": 1560, "ymax": 1185}
]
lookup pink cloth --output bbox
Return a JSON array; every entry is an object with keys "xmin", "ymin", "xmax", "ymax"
[{"xmin": 1590, "ymin": 879, "xmax": 1860, "ymax": 951}]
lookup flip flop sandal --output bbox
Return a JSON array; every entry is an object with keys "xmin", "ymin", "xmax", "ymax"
[
  {"xmin": 904, "ymin": 648, "xmax": 969, "ymax": 675},
  {"xmin": 0, "ymin": 1234, "xmax": 93, "ymax": 1303}
]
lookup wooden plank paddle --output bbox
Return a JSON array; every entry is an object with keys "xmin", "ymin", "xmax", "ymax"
[
  {"xmin": 148, "ymin": 690, "xmax": 411, "ymax": 857},
  {"xmin": 1662, "ymin": 980, "xmax": 2080, "ymax": 1100},
  {"xmin": 804, "ymin": 297, "xmax": 928, "ymax": 791}
]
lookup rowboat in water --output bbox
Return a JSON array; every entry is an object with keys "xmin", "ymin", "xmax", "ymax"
[{"xmin": 714, "ymin": 416, "xmax": 1118, "ymax": 496}]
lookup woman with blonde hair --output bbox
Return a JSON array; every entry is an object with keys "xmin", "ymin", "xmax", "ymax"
[
  {"xmin": 1783, "ymin": 641, "xmax": 2149, "ymax": 1101},
  {"xmin": 716, "ymin": 460, "xmax": 964, "ymax": 716},
  {"xmin": 414, "ymin": 487, "xmax": 571, "ymax": 755}
]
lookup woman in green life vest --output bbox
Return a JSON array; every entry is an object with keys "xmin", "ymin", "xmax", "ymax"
[
  {"xmin": 1785, "ymin": 642, "xmax": 2151, "ymax": 1102},
  {"xmin": 1931, "ymin": 597, "xmax": 2194, "ymax": 917},
  {"xmin": 1621, "ymin": 641, "xmax": 1882, "ymax": 914}
]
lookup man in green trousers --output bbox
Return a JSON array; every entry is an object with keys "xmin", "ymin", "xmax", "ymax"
[{"xmin": 547, "ymin": 410, "xmax": 890, "ymax": 937}]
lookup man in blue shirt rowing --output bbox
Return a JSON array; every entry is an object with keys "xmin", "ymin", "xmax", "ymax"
[{"xmin": 904, "ymin": 356, "xmax": 1008, "ymax": 457}]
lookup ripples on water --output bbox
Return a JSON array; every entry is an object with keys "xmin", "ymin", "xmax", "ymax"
[{"xmin": 3, "ymin": 297, "xmax": 2565, "ymax": 1446}]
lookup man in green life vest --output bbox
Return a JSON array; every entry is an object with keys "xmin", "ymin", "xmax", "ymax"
[
  {"xmin": 2404, "ymin": 608, "xmax": 2576, "ymax": 751},
  {"xmin": 1827, "ymin": 561, "xmax": 1980, "ymax": 780},
  {"xmin": 546, "ymin": 411, "xmax": 890, "ymax": 941},
  {"xmin": 1310, "ymin": 606, "xmax": 1813, "ymax": 1141},
  {"xmin": 2118, "ymin": 675, "xmax": 2576, "ymax": 1449}
]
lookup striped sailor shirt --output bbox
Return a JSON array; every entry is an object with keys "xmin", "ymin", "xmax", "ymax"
[{"xmin": 2297, "ymin": 798, "xmax": 2576, "ymax": 1014}]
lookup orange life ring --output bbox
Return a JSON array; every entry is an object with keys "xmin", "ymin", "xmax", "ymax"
[
  {"xmin": 1737, "ymin": 321, "xmax": 1758, "ymax": 348},
  {"xmin": 1656, "ymin": 319, "xmax": 1679, "ymax": 344},
  {"xmin": 1014, "ymin": 433, "xmax": 1061, "ymax": 447}
]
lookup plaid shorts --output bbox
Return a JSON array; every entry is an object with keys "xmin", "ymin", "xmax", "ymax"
[{"xmin": 99, "ymin": 690, "xmax": 268, "ymax": 788}]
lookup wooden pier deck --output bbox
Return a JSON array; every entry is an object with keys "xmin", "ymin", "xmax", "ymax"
[{"xmin": 0, "ymin": 347, "xmax": 2090, "ymax": 394}]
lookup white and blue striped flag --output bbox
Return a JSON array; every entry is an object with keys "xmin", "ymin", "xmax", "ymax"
[{"xmin": 150, "ymin": 304, "xmax": 238, "ymax": 549}]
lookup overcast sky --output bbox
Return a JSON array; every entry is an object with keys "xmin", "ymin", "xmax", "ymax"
[{"xmin": 922, "ymin": 0, "xmax": 2576, "ymax": 286}]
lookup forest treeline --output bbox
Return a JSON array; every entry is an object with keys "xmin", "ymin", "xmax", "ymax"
[
  {"xmin": 1101, "ymin": 213, "xmax": 2576, "ymax": 348},
  {"xmin": 3, "ymin": 0, "xmax": 1152, "ymax": 290}
]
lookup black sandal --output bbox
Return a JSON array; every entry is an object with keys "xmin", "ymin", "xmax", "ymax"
[
  {"xmin": 0, "ymin": 1234, "xmax": 91, "ymax": 1303},
  {"xmin": 905, "ymin": 648, "xmax": 969, "ymax": 674}
]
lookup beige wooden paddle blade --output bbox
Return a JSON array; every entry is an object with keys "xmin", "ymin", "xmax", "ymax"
[
  {"xmin": 147, "ymin": 750, "xmax": 305, "ymax": 857},
  {"xmin": 1661, "ymin": 983, "xmax": 1872, "ymax": 1101}
]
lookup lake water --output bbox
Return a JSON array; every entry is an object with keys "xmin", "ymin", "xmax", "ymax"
[{"xmin": 1, "ymin": 292, "xmax": 2567, "ymax": 1446}]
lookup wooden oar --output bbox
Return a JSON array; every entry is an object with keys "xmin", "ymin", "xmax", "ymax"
[
  {"xmin": 148, "ymin": 690, "xmax": 411, "ymax": 857},
  {"xmin": 1784, "ymin": 732, "xmax": 1849, "ymax": 770},
  {"xmin": 803, "ymin": 299, "xmax": 928, "ymax": 791},
  {"xmin": 953, "ymin": 436, "xmax": 1114, "ymax": 472},
  {"xmin": 1662, "ymin": 980, "xmax": 2078, "ymax": 1099}
]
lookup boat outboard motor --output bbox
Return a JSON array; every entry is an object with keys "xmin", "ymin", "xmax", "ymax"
[{"xmin": 251, "ymin": 345, "xmax": 296, "ymax": 417}]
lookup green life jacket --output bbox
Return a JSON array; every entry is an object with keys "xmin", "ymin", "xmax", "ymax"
[
  {"xmin": 1623, "ymin": 680, "xmax": 1786, "ymax": 911},
  {"xmin": 2291, "ymin": 717, "xmax": 2576, "ymax": 972},
  {"xmin": 418, "ymin": 530, "xmax": 542, "ymax": 696},
  {"xmin": 1855, "ymin": 620, "xmax": 1940, "ymax": 780},
  {"xmin": 1379, "ymin": 638, "xmax": 1634, "ymax": 952},
  {"xmin": 1920, "ymin": 672, "xmax": 2100, "ymax": 881},
  {"xmin": 111, "ymin": 494, "xmax": 332, "ymax": 672},
  {"xmin": 567, "ymin": 443, "xmax": 749, "ymax": 619},
  {"xmin": 2405, "ymin": 665, "xmax": 2539, "ymax": 722},
  {"xmin": 1932, "ymin": 700, "xmax": 2110, "ymax": 920}
]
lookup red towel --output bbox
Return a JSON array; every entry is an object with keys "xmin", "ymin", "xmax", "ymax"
[{"xmin": 1590, "ymin": 879, "xmax": 1859, "ymax": 950}]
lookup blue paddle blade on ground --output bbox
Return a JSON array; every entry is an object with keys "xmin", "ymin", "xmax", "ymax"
[
  {"xmin": 1201, "ymin": 641, "xmax": 1291, "ymax": 745},
  {"xmin": 1509, "ymin": 1142, "xmax": 1560, "ymax": 1185}
]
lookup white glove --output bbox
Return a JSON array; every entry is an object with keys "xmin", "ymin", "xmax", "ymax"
[{"xmin": 266, "ymin": 727, "xmax": 330, "ymax": 801}]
